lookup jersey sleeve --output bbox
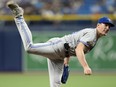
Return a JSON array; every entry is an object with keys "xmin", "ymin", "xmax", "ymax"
[{"xmin": 79, "ymin": 32, "xmax": 95, "ymax": 48}]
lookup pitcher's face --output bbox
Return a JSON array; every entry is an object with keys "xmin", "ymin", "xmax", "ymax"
[{"xmin": 97, "ymin": 23, "xmax": 110, "ymax": 36}]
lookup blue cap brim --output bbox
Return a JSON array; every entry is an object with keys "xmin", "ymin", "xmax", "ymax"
[{"xmin": 105, "ymin": 23, "xmax": 115, "ymax": 27}]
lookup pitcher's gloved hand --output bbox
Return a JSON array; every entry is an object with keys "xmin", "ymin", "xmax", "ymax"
[{"xmin": 61, "ymin": 65, "xmax": 70, "ymax": 84}]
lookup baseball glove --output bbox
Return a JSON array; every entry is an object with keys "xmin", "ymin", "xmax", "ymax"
[{"xmin": 61, "ymin": 65, "xmax": 70, "ymax": 84}]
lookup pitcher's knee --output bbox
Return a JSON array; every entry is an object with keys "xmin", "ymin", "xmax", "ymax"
[{"xmin": 25, "ymin": 44, "xmax": 33, "ymax": 53}]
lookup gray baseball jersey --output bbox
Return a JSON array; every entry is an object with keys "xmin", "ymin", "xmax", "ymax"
[
  {"xmin": 61, "ymin": 28, "xmax": 97, "ymax": 55},
  {"xmin": 48, "ymin": 28, "xmax": 98, "ymax": 59}
]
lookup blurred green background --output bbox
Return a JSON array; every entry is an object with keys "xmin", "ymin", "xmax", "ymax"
[{"xmin": 25, "ymin": 31, "xmax": 116, "ymax": 71}]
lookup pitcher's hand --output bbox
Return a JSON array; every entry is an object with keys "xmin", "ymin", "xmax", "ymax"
[{"xmin": 84, "ymin": 67, "xmax": 92, "ymax": 75}]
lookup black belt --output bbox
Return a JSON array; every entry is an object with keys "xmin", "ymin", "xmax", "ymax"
[{"xmin": 64, "ymin": 43, "xmax": 70, "ymax": 57}]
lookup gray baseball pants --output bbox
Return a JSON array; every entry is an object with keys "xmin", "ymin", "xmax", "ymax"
[{"xmin": 14, "ymin": 16, "xmax": 65, "ymax": 87}]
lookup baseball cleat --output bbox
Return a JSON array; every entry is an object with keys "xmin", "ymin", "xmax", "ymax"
[{"xmin": 7, "ymin": 1, "xmax": 24, "ymax": 18}]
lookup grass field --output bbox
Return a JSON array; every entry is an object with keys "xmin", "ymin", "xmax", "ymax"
[{"xmin": 0, "ymin": 72, "xmax": 116, "ymax": 87}]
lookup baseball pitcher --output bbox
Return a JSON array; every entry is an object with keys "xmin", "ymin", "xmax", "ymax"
[{"xmin": 7, "ymin": 1, "xmax": 115, "ymax": 87}]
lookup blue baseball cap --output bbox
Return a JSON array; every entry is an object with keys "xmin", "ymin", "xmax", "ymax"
[{"xmin": 98, "ymin": 17, "xmax": 115, "ymax": 27}]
